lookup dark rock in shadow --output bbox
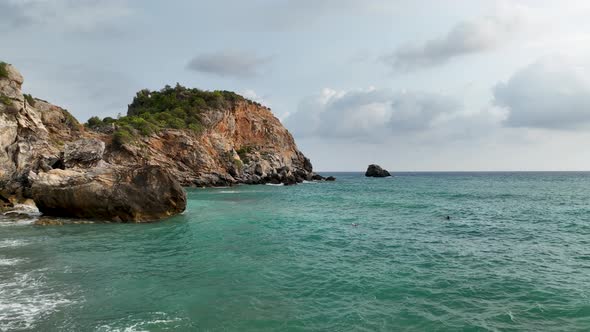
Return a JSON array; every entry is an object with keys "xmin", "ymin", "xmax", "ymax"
[
  {"xmin": 365, "ymin": 164, "xmax": 391, "ymax": 178},
  {"xmin": 31, "ymin": 165, "xmax": 186, "ymax": 223}
]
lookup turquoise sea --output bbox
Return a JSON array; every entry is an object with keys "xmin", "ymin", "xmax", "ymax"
[{"xmin": 1, "ymin": 172, "xmax": 590, "ymax": 331}]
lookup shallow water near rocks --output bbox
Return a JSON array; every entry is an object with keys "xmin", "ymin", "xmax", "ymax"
[{"xmin": 1, "ymin": 172, "xmax": 590, "ymax": 331}]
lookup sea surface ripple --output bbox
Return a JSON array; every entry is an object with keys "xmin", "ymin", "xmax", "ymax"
[{"xmin": 1, "ymin": 172, "xmax": 589, "ymax": 331}]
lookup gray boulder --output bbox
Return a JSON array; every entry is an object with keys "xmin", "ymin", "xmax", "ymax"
[{"xmin": 64, "ymin": 138, "xmax": 105, "ymax": 168}]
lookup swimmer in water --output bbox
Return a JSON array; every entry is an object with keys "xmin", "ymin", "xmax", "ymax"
[
  {"xmin": 445, "ymin": 216, "xmax": 451, "ymax": 220},
  {"xmin": 352, "ymin": 223, "xmax": 359, "ymax": 227}
]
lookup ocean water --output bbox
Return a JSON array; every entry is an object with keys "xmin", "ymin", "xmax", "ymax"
[{"xmin": 1, "ymin": 172, "xmax": 590, "ymax": 331}]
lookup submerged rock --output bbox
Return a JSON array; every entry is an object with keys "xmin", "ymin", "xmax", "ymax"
[
  {"xmin": 34, "ymin": 217, "xmax": 96, "ymax": 226},
  {"xmin": 365, "ymin": 164, "xmax": 391, "ymax": 178},
  {"xmin": 311, "ymin": 174, "xmax": 325, "ymax": 181},
  {"xmin": 31, "ymin": 165, "xmax": 186, "ymax": 222},
  {"xmin": 34, "ymin": 218, "xmax": 64, "ymax": 226}
]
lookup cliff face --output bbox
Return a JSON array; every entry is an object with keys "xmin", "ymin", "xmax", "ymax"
[
  {"xmin": 0, "ymin": 63, "xmax": 320, "ymax": 216},
  {"xmin": 0, "ymin": 63, "xmax": 83, "ymax": 202},
  {"xmin": 106, "ymin": 100, "xmax": 315, "ymax": 186}
]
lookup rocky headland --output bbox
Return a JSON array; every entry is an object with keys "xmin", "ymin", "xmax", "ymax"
[{"xmin": 0, "ymin": 62, "xmax": 325, "ymax": 222}]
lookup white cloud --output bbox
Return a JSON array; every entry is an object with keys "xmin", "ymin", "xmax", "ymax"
[
  {"xmin": 388, "ymin": 92, "xmax": 461, "ymax": 131},
  {"xmin": 187, "ymin": 51, "xmax": 271, "ymax": 79},
  {"xmin": 494, "ymin": 56, "xmax": 590, "ymax": 129},
  {"xmin": 0, "ymin": 0, "xmax": 132, "ymax": 32},
  {"xmin": 24, "ymin": 63, "xmax": 140, "ymax": 122},
  {"xmin": 381, "ymin": 7, "xmax": 527, "ymax": 72},
  {"xmin": 285, "ymin": 87, "xmax": 503, "ymax": 141},
  {"xmin": 240, "ymin": 89, "xmax": 268, "ymax": 105},
  {"xmin": 259, "ymin": 0, "xmax": 399, "ymax": 29},
  {"xmin": 285, "ymin": 88, "xmax": 389, "ymax": 139}
]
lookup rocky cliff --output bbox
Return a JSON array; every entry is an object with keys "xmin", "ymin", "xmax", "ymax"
[
  {"xmin": 102, "ymin": 92, "xmax": 319, "ymax": 187},
  {"xmin": 0, "ymin": 62, "xmax": 186, "ymax": 221},
  {"xmin": 0, "ymin": 63, "xmax": 81, "ymax": 202},
  {"xmin": 0, "ymin": 63, "xmax": 322, "ymax": 220}
]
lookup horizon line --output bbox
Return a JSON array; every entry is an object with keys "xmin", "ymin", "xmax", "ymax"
[{"xmin": 315, "ymin": 170, "xmax": 590, "ymax": 173}]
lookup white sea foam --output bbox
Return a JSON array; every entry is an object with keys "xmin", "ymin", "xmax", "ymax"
[
  {"xmin": 219, "ymin": 190, "xmax": 239, "ymax": 194},
  {"xmin": 0, "ymin": 217, "xmax": 37, "ymax": 227},
  {"xmin": 265, "ymin": 183, "xmax": 285, "ymax": 186},
  {"xmin": 96, "ymin": 312, "xmax": 183, "ymax": 332},
  {"xmin": 0, "ymin": 257, "xmax": 23, "ymax": 266},
  {"xmin": 0, "ymin": 271, "xmax": 74, "ymax": 331},
  {"xmin": 0, "ymin": 239, "xmax": 29, "ymax": 248},
  {"xmin": 0, "ymin": 204, "xmax": 41, "ymax": 227},
  {"xmin": 3, "ymin": 204, "xmax": 41, "ymax": 217}
]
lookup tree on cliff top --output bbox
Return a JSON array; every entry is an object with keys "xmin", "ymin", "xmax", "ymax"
[
  {"xmin": 127, "ymin": 84, "xmax": 245, "ymax": 117},
  {"xmin": 86, "ymin": 84, "xmax": 260, "ymax": 147}
]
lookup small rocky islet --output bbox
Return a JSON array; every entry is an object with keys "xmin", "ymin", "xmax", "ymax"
[
  {"xmin": 365, "ymin": 164, "xmax": 391, "ymax": 177},
  {"xmin": 0, "ymin": 62, "xmax": 331, "ymax": 222}
]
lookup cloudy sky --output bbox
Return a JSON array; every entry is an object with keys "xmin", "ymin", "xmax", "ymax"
[{"xmin": 3, "ymin": 0, "xmax": 590, "ymax": 171}]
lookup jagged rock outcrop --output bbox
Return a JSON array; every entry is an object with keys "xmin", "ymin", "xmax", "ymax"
[
  {"xmin": 0, "ymin": 63, "xmax": 24, "ymax": 101},
  {"xmin": 0, "ymin": 63, "xmax": 186, "ymax": 222},
  {"xmin": 64, "ymin": 138, "xmax": 105, "ymax": 168},
  {"xmin": 0, "ymin": 63, "xmax": 64, "ymax": 201},
  {"xmin": 365, "ymin": 164, "xmax": 391, "ymax": 177}
]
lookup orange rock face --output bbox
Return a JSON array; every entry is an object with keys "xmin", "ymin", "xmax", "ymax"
[{"xmin": 105, "ymin": 101, "xmax": 317, "ymax": 186}]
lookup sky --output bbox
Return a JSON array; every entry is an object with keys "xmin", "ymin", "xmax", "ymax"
[{"xmin": 2, "ymin": 0, "xmax": 590, "ymax": 171}]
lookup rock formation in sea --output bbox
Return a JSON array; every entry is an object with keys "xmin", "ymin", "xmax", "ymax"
[
  {"xmin": 0, "ymin": 62, "xmax": 323, "ymax": 221},
  {"xmin": 0, "ymin": 62, "xmax": 186, "ymax": 221},
  {"xmin": 31, "ymin": 164, "xmax": 186, "ymax": 222},
  {"xmin": 365, "ymin": 164, "xmax": 391, "ymax": 177},
  {"xmin": 92, "ymin": 84, "xmax": 322, "ymax": 187}
]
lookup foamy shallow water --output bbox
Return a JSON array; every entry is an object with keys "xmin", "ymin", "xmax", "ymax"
[
  {"xmin": 0, "ymin": 204, "xmax": 42, "ymax": 227},
  {"xmin": 95, "ymin": 312, "xmax": 185, "ymax": 332},
  {"xmin": 0, "ymin": 272, "xmax": 74, "ymax": 331},
  {"xmin": 0, "ymin": 236, "xmax": 75, "ymax": 332},
  {"xmin": 1, "ymin": 172, "xmax": 590, "ymax": 330},
  {"xmin": 0, "ymin": 239, "xmax": 30, "ymax": 248}
]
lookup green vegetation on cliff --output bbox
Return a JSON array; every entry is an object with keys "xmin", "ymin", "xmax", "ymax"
[
  {"xmin": 24, "ymin": 94, "xmax": 35, "ymax": 106},
  {"xmin": 0, "ymin": 62, "xmax": 8, "ymax": 79},
  {"xmin": 63, "ymin": 109, "xmax": 81, "ymax": 131},
  {"xmin": 86, "ymin": 84, "xmax": 257, "ymax": 146},
  {"xmin": 0, "ymin": 95, "xmax": 11, "ymax": 106}
]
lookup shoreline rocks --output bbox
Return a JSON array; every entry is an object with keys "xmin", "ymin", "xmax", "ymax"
[
  {"xmin": 31, "ymin": 165, "xmax": 186, "ymax": 222},
  {"xmin": 365, "ymin": 164, "xmax": 391, "ymax": 178},
  {"xmin": 0, "ymin": 62, "xmax": 325, "ymax": 222},
  {"xmin": 1, "ymin": 63, "xmax": 187, "ymax": 222}
]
